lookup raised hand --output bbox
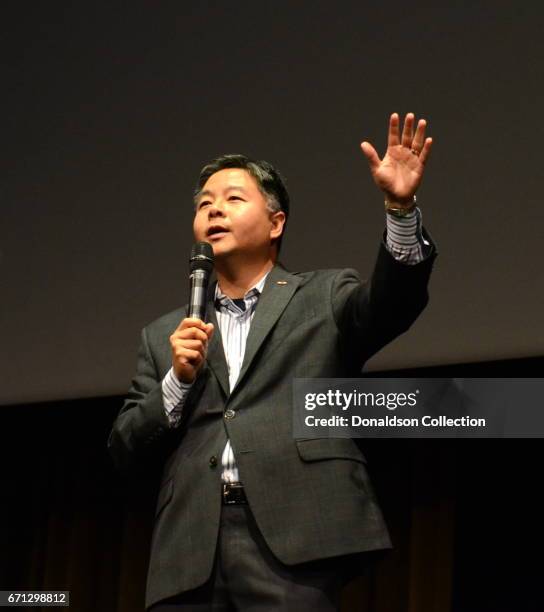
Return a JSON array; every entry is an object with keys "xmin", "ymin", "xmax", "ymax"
[{"xmin": 361, "ymin": 113, "xmax": 433, "ymax": 205}]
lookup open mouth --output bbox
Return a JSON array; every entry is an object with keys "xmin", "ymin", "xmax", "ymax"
[{"xmin": 207, "ymin": 226, "xmax": 229, "ymax": 239}]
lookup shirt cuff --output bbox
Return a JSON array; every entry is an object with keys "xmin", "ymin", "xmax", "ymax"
[
  {"xmin": 385, "ymin": 207, "xmax": 431, "ymax": 265},
  {"xmin": 162, "ymin": 367, "xmax": 193, "ymax": 428}
]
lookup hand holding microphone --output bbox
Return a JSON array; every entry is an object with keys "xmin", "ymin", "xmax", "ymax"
[
  {"xmin": 170, "ymin": 317, "xmax": 214, "ymax": 383},
  {"xmin": 170, "ymin": 242, "xmax": 215, "ymax": 384}
]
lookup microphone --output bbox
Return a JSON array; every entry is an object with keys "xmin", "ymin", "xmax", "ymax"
[{"xmin": 188, "ymin": 242, "xmax": 214, "ymax": 321}]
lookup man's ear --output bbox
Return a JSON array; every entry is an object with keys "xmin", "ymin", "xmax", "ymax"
[{"xmin": 270, "ymin": 210, "xmax": 286, "ymax": 241}]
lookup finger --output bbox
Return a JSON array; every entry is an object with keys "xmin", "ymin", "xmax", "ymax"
[
  {"xmin": 388, "ymin": 113, "xmax": 400, "ymax": 147},
  {"xmin": 175, "ymin": 347, "xmax": 203, "ymax": 365},
  {"xmin": 171, "ymin": 327, "xmax": 208, "ymax": 343},
  {"xmin": 411, "ymin": 119, "xmax": 427, "ymax": 152},
  {"xmin": 418, "ymin": 137, "xmax": 433, "ymax": 166},
  {"xmin": 176, "ymin": 317, "xmax": 208, "ymax": 332},
  {"xmin": 180, "ymin": 327, "xmax": 209, "ymax": 342},
  {"xmin": 205, "ymin": 323, "xmax": 215, "ymax": 339},
  {"xmin": 360, "ymin": 141, "xmax": 381, "ymax": 172},
  {"xmin": 174, "ymin": 339, "xmax": 207, "ymax": 354},
  {"xmin": 401, "ymin": 113, "xmax": 415, "ymax": 148}
]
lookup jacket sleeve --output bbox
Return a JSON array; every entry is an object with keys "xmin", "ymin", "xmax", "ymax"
[
  {"xmin": 107, "ymin": 326, "xmax": 180, "ymax": 477},
  {"xmin": 332, "ymin": 232, "xmax": 437, "ymax": 367}
]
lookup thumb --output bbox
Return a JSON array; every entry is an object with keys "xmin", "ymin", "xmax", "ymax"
[
  {"xmin": 205, "ymin": 322, "xmax": 215, "ymax": 339},
  {"xmin": 360, "ymin": 141, "xmax": 380, "ymax": 173}
]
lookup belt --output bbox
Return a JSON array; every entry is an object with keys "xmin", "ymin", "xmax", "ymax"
[{"xmin": 222, "ymin": 482, "xmax": 248, "ymax": 505}]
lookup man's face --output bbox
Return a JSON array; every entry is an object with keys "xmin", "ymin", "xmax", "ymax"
[{"xmin": 193, "ymin": 168, "xmax": 284, "ymax": 261}]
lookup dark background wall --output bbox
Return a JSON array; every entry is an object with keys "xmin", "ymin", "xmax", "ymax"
[{"xmin": 2, "ymin": 1, "xmax": 543, "ymax": 405}]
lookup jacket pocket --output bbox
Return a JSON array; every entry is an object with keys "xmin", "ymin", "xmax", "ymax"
[
  {"xmin": 155, "ymin": 477, "xmax": 174, "ymax": 518},
  {"xmin": 295, "ymin": 438, "xmax": 366, "ymax": 463}
]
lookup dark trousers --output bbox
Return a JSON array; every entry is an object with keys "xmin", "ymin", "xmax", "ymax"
[{"xmin": 149, "ymin": 503, "xmax": 371, "ymax": 611}]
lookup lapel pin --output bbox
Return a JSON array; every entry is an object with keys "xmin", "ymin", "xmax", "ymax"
[{"xmin": 276, "ymin": 281, "xmax": 288, "ymax": 285}]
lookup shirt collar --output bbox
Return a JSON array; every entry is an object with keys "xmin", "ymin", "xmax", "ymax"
[{"xmin": 214, "ymin": 270, "xmax": 271, "ymax": 314}]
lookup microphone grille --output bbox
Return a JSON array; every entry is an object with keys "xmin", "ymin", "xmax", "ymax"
[{"xmin": 190, "ymin": 241, "xmax": 214, "ymax": 273}]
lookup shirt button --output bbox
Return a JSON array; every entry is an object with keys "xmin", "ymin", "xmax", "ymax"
[
  {"xmin": 224, "ymin": 409, "xmax": 236, "ymax": 420},
  {"xmin": 209, "ymin": 456, "xmax": 218, "ymax": 468}
]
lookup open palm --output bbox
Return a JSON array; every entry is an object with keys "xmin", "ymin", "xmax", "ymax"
[{"xmin": 361, "ymin": 113, "xmax": 433, "ymax": 204}]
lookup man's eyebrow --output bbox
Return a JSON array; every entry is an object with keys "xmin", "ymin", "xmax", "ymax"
[
  {"xmin": 195, "ymin": 186, "xmax": 248, "ymax": 202},
  {"xmin": 196, "ymin": 189, "xmax": 213, "ymax": 200}
]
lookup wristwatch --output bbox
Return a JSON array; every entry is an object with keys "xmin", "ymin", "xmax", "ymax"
[{"xmin": 384, "ymin": 195, "xmax": 417, "ymax": 217}]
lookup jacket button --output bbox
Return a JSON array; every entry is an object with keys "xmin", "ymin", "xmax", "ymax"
[
  {"xmin": 224, "ymin": 409, "xmax": 235, "ymax": 420},
  {"xmin": 209, "ymin": 456, "xmax": 218, "ymax": 468}
]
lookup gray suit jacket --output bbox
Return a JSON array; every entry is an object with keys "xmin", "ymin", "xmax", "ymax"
[{"xmin": 108, "ymin": 239, "xmax": 436, "ymax": 609}]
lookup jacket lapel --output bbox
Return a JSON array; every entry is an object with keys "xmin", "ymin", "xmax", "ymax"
[
  {"xmin": 230, "ymin": 265, "xmax": 302, "ymax": 397},
  {"xmin": 204, "ymin": 280, "xmax": 230, "ymax": 398}
]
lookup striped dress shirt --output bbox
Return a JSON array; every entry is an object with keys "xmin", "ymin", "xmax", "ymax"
[{"xmin": 162, "ymin": 209, "xmax": 430, "ymax": 482}]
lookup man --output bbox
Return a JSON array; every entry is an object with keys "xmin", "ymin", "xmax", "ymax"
[{"xmin": 108, "ymin": 113, "xmax": 436, "ymax": 611}]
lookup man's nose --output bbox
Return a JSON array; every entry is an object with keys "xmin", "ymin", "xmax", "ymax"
[{"xmin": 208, "ymin": 200, "xmax": 226, "ymax": 217}]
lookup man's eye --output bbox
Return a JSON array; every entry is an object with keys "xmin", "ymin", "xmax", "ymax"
[
  {"xmin": 229, "ymin": 196, "xmax": 243, "ymax": 201},
  {"xmin": 199, "ymin": 201, "xmax": 211, "ymax": 209}
]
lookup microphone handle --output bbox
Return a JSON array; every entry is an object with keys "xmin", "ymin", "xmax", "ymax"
[{"xmin": 188, "ymin": 269, "xmax": 210, "ymax": 320}]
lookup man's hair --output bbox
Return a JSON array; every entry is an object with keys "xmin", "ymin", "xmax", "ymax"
[{"xmin": 193, "ymin": 153, "xmax": 290, "ymax": 253}]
